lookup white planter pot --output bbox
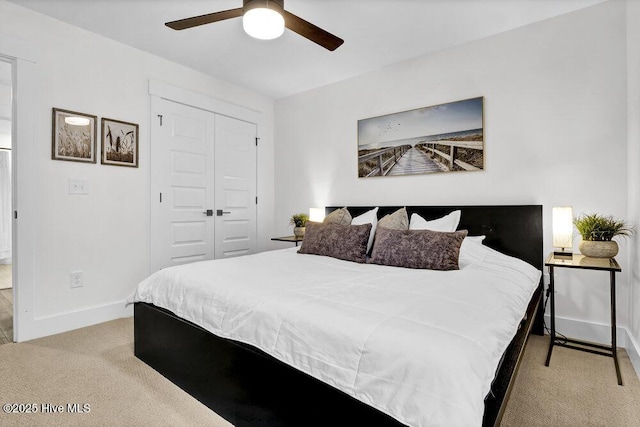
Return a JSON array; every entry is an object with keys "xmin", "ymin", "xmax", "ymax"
[{"xmin": 293, "ymin": 226, "xmax": 306, "ymax": 237}]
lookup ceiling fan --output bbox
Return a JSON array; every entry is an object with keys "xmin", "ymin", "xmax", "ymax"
[{"xmin": 165, "ymin": 0, "xmax": 344, "ymax": 51}]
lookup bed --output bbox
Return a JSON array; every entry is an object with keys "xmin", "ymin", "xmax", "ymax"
[{"xmin": 133, "ymin": 205, "xmax": 543, "ymax": 426}]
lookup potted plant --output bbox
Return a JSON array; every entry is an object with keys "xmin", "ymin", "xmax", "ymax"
[
  {"xmin": 290, "ymin": 213, "xmax": 309, "ymax": 237},
  {"xmin": 574, "ymin": 213, "xmax": 634, "ymax": 258}
]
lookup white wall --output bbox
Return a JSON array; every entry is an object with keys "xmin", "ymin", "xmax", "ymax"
[
  {"xmin": 275, "ymin": 2, "xmax": 631, "ymax": 344},
  {"xmin": 627, "ymin": 0, "xmax": 640, "ymax": 372},
  {"xmin": 0, "ymin": 0, "xmax": 275, "ymax": 340}
]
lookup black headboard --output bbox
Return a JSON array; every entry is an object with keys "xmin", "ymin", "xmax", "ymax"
[{"xmin": 326, "ymin": 205, "xmax": 543, "ymax": 271}]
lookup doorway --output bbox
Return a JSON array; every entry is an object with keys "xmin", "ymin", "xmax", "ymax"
[{"xmin": 0, "ymin": 58, "xmax": 13, "ymax": 344}]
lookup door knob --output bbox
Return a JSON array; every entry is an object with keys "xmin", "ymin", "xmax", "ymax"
[{"xmin": 216, "ymin": 210, "xmax": 231, "ymax": 216}]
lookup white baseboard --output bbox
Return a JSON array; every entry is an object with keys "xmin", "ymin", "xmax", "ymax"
[
  {"xmin": 19, "ymin": 300, "xmax": 132, "ymax": 342},
  {"xmin": 627, "ymin": 331, "xmax": 640, "ymax": 379},
  {"xmin": 545, "ymin": 314, "xmax": 640, "ymax": 379}
]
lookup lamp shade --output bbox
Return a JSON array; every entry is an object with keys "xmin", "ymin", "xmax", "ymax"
[
  {"xmin": 552, "ymin": 206, "xmax": 574, "ymax": 249},
  {"xmin": 243, "ymin": 7, "xmax": 285, "ymax": 40},
  {"xmin": 309, "ymin": 207, "xmax": 325, "ymax": 223}
]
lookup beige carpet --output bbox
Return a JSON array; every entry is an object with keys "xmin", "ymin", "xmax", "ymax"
[
  {"xmin": 501, "ymin": 335, "xmax": 640, "ymax": 426},
  {"xmin": 0, "ymin": 319, "xmax": 638, "ymax": 427},
  {"xmin": 0, "ymin": 318, "xmax": 231, "ymax": 427}
]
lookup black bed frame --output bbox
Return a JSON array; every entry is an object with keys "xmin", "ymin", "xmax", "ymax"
[{"xmin": 135, "ymin": 205, "xmax": 544, "ymax": 427}]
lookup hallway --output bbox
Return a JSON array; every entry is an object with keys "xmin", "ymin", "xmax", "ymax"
[
  {"xmin": 0, "ymin": 286, "xmax": 11, "ymax": 344},
  {"xmin": 0, "ymin": 263, "xmax": 12, "ymax": 344}
]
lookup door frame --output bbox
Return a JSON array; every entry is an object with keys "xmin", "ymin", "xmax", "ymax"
[
  {"xmin": 0, "ymin": 33, "xmax": 38, "ymax": 342},
  {"xmin": 148, "ymin": 80, "xmax": 262, "ymax": 274}
]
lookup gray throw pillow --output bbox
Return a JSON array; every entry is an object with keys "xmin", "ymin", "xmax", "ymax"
[
  {"xmin": 369, "ymin": 228, "xmax": 468, "ymax": 270},
  {"xmin": 377, "ymin": 207, "xmax": 409, "ymax": 230},
  {"xmin": 298, "ymin": 222, "xmax": 372, "ymax": 263},
  {"xmin": 323, "ymin": 207, "xmax": 352, "ymax": 225}
]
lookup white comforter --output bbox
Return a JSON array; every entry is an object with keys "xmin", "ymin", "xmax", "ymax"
[{"xmin": 131, "ymin": 242, "xmax": 540, "ymax": 427}]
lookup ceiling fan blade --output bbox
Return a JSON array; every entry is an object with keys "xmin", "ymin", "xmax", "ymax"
[
  {"xmin": 283, "ymin": 11, "xmax": 344, "ymax": 51},
  {"xmin": 165, "ymin": 8, "xmax": 244, "ymax": 31}
]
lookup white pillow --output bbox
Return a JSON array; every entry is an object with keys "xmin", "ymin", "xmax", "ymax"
[
  {"xmin": 459, "ymin": 235, "xmax": 488, "ymax": 267},
  {"xmin": 465, "ymin": 235, "xmax": 486, "ymax": 244},
  {"xmin": 409, "ymin": 210, "xmax": 461, "ymax": 232},
  {"xmin": 351, "ymin": 207, "xmax": 379, "ymax": 253}
]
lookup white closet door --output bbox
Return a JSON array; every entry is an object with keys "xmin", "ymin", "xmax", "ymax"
[
  {"xmin": 214, "ymin": 114, "xmax": 257, "ymax": 258},
  {"xmin": 150, "ymin": 99, "xmax": 258, "ymax": 272},
  {"xmin": 150, "ymin": 98, "xmax": 215, "ymax": 272}
]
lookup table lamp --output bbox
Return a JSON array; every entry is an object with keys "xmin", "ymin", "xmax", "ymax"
[
  {"xmin": 309, "ymin": 207, "xmax": 325, "ymax": 223},
  {"xmin": 552, "ymin": 206, "xmax": 573, "ymax": 259}
]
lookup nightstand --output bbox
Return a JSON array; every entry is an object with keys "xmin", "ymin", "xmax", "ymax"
[
  {"xmin": 271, "ymin": 235, "xmax": 304, "ymax": 247},
  {"xmin": 544, "ymin": 253, "xmax": 623, "ymax": 385}
]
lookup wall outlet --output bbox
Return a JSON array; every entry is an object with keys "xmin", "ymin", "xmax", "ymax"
[
  {"xmin": 70, "ymin": 271, "xmax": 83, "ymax": 288},
  {"xmin": 69, "ymin": 179, "xmax": 89, "ymax": 195}
]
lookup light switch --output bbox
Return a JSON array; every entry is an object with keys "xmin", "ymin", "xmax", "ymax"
[{"xmin": 69, "ymin": 178, "xmax": 89, "ymax": 195}]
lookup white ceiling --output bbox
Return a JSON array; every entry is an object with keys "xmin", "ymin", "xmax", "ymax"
[{"xmin": 9, "ymin": 0, "xmax": 606, "ymax": 99}]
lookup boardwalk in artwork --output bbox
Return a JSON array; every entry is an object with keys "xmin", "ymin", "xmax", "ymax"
[{"xmin": 387, "ymin": 147, "xmax": 446, "ymax": 175}]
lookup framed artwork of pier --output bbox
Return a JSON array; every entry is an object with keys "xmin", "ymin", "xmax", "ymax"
[{"xmin": 357, "ymin": 97, "xmax": 484, "ymax": 178}]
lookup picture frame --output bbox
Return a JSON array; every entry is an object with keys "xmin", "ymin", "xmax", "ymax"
[
  {"xmin": 101, "ymin": 117, "xmax": 139, "ymax": 168},
  {"xmin": 52, "ymin": 108, "xmax": 97, "ymax": 163},
  {"xmin": 357, "ymin": 97, "xmax": 484, "ymax": 178}
]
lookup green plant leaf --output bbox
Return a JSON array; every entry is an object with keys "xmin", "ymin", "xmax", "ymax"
[
  {"xmin": 289, "ymin": 213, "xmax": 309, "ymax": 227},
  {"xmin": 573, "ymin": 213, "xmax": 634, "ymax": 241}
]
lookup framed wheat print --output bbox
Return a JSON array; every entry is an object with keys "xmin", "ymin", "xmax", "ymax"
[
  {"xmin": 101, "ymin": 118, "xmax": 139, "ymax": 168},
  {"xmin": 52, "ymin": 108, "xmax": 97, "ymax": 163}
]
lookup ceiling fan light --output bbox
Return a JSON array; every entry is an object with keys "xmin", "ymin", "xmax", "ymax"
[
  {"xmin": 64, "ymin": 116, "xmax": 91, "ymax": 126},
  {"xmin": 243, "ymin": 7, "xmax": 284, "ymax": 40}
]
